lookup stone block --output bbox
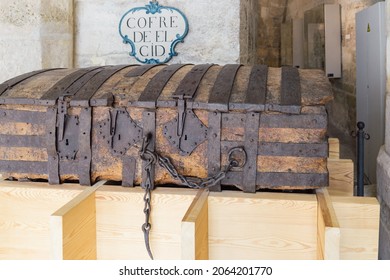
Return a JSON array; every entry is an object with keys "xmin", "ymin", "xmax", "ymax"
[{"xmin": 379, "ymin": 202, "xmax": 390, "ymax": 259}]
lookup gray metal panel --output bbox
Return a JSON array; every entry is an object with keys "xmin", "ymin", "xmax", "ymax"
[{"xmin": 356, "ymin": 2, "xmax": 386, "ymax": 183}]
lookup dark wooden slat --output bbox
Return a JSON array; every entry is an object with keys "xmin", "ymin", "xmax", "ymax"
[
  {"xmin": 0, "ymin": 135, "xmax": 46, "ymax": 148},
  {"xmin": 0, "ymin": 160, "xmax": 47, "ymax": 174},
  {"xmin": 173, "ymin": 64, "xmax": 213, "ymax": 99},
  {"xmin": 0, "ymin": 69, "xmax": 61, "ymax": 96},
  {"xmin": 0, "ymin": 109, "xmax": 46, "ymax": 124},
  {"xmin": 125, "ymin": 64, "xmax": 157, "ymax": 77},
  {"xmin": 208, "ymin": 64, "xmax": 241, "ymax": 112},
  {"xmin": 242, "ymin": 112, "xmax": 260, "ymax": 193},
  {"xmin": 137, "ymin": 64, "xmax": 188, "ymax": 108},
  {"xmin": 281, "ymin": 66, "xmax": 301, "ymax": 107},
  {"xmin": 258, "ymin": 142, "xmax": 328, "ymax": 158},
  {"xmin": 245, "ymin": 65, "xmax": 268, "ymax": 105},
  {"xmin": 70, "ymin": 65, "xmax": 130, "ymax": 107},
  {"xmin": 208, "ymin": 112, "xmax": 222, "ymax": 192}
]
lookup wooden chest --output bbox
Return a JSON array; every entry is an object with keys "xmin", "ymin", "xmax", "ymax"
[{"xmin": 0, "ymin": 64, "xmax": 333, "ymax": 192}]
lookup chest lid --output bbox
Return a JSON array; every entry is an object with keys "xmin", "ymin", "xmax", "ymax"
[{"xmin": 0, "ymin": 64, "xmax": 333, "ymax": 113}]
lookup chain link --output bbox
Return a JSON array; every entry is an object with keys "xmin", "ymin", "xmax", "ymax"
[{"xmin": 138, "ymin": 134, "xmax": 239, "ymax": 260}]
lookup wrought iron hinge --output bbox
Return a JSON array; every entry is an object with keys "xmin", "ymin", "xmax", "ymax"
[
  {"xmin": 99, "ymin": 108, "xmax": 143, "ymax": 156},
  {"xmin": 56, "ymin": 96, "xmax": 79, "ymax": 161},
  {"xmin": 163, "ymin": 96, "xmax": 208, "ymax": 156}
]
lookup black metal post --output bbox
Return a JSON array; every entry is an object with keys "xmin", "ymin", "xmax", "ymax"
[
  {"xmin": 356, "ymin": 122, "xmax": 365, "ymax": 197},
  {"xmin": 354, "ymin": 122, "xmax": 370, "ymax": 197}
]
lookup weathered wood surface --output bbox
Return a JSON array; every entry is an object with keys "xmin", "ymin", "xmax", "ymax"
[{"xmin": 0, "ymin": 65, "xmax": 332, "ymax": 190}]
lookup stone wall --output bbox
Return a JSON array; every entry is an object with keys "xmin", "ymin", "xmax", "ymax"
[
  {"xmin": 1, "ymin": 0, "xmax": 255, "ymax": 82},
  {"xmin": 0, "ymin": 0, "xmax": 73, "ymax": 83},
  {"xmin": 75, "ymin": 0, "xmax": 242, "ymax": 67},
  {"xmin": 377, "ymin": 0, "xmax": 390, "ymax": 260}
]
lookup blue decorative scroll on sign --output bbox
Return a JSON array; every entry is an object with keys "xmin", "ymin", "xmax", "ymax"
[{"xmin": 119, "ymin": 1, "xmax": 189, "ymax": 64}]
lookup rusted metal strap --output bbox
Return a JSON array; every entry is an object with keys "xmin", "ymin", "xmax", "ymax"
[
  {"xmin": 125, "ymin": 64, "xmax": 157, "ymax": 77},
  {"xmin": 173, "ymin": 64, "xmax": 213, "ymax": 99},
  {"xmin": 137, "ymin": 64, "xmax": 188, "ymax": 108},
  {"xmin": 142, "ymin": 110, "xmax": 156, "ymax": 187},
  {"xmin": 258, "ymin": 142, "xmax": 328, "ymax": 158},
  {"xmin": 260, "ymin": 112, "xmax": 327, "ymax": 129},
  {"xmin": 122, "ymin": 156, "xmax": 137, "ymax": 187},
  {"xmin": 242, "ymin": 112, "xmax": 260, "ymax": 193},
  {"xmin": 281, "ymin": 66, "xmax": 301, "ymax": 107},
  {"xmin": 78, "ymin": 107, "xmax": 92, "ymax": 185},
  {"xmin": 0, "ymin": 135, "xmax": 46, "ymax": 148},
  {"xmin": 0, "ymin": 68, "xmax": 61, "ymax": 96},
  {"xmin": 207, "ymin": 111, "xmax": 222, "ymax": 192},
  {"xmin": 256, "ymin": 172, "xmax": 328, "ymax": 187},
  {"xmin": 70, "ymin": 65, "xmax": 130, "ymax": 107},
  {"xmin": 0, "ymin": 109, "xmax": 45, "ymax": 124},
  {"xmin": 0, "ymin": 160, "xmax": 47, "ymax": 174},
  {"xmin": 222, "ymin": 172, "xmax": 328, "ymax": 188},
  {"xmin": 244, "ymin": 65, "xmax": 268, "ymax": 109},
  {"xmin": 208, "ymin": 64, "xmax": 241, "ymax": 112},
  {"xmin": 39, "ymin": 67, "xmax": 102, "ymax": 104},
  {"xmin": 46, "ymin": 107, "xmax": 60, "ymax": 184}
]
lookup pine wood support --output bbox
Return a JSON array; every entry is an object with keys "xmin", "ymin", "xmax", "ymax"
[
  {"xmin": 332, "ymin": 196, "xmax": 380, "ymax": 260},
  {"xmin": 328, "ymin": 138, "xmax": 340, "ymax": 159},
  {"xmin": 208, "ymin": 191, "xmax": 318, "ymax": 260},
  {"xmin": 327, "ymin": 159, "xmax": 354, "ymax": 196},
  {"xmin": 50, "ymin": 181, "xmax": 106, "ymax": 260},
  {"xmin": 95, "ymin": 186, "xmax": 197, "ymax": 260},
  {"xmin": 0, "ymin": 181, "xmax": 84, "ymax": 259},
  {"xmin": 181, "ymin": 189, "xmax": 209, "ymax": 260},
  {"xmin": 316, "ymin": 188, "xmax": 340, "ymax": 260}
]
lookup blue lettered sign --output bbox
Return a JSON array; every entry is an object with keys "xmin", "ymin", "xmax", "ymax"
[{"xmin": 119, "ymin": 1, "xmax": 189, "ymax": 64}]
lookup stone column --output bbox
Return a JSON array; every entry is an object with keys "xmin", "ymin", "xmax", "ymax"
[
  {"xmin": 0, "ymin": 0, "xmax": 74, "ymax": 83},
  {"xmin": 377, "ymin": 0, "xmax": 390, "ymax": 260}
]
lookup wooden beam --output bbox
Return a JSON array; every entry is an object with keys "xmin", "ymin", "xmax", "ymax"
[
  {"xmin": 181, "ymin": 189, "xmax": 209, "ymax": 260},
  {"xmin": 331, "ymin": 196, "xmax": 379, "ymax": 260},
  {"xmin": 208, "ymin": 191, "xmax": 318, "ymax": 260},
  {"xmin": 316, "ymin": 188, "xmax": 340, "ymax": 260},
  {"xmin": 50, "ymin": 181, "xmax": 106, "ymax": 260},
  {"xmin": 327, "ymin": 159, "xmax": 354, "ymax": 196}
]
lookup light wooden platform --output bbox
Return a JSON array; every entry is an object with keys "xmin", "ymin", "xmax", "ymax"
[{"xmin": 0, "ymin": 138, "xmax": 379, "ymax": 260}]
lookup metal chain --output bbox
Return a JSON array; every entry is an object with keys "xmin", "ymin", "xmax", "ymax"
[{"xmin": 138, "ymin": 134, "xmax": 239, "ymax": 260}]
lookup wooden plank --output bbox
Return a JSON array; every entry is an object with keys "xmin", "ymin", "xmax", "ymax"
[
  {"xmin": 328, "ymin": 138, "xmax": 340, "ymax": 159},
  {"xmin": 328, "ymin": 159, "xmax": 354, "ymax": 196},
  {"xmin": 316, "ymin": 188, "xmax": 340, "ymax": 260},
  {"xmin": 331, "ymin": 196, "xmax": 379, "ymax": 260},
  {"xmin": 50, "ymin": 181, "xmax": 106, "ymax": 260},
  {"xmin": 95, "ymin": 186, "xmax": 197, "ymax": 260},
  {"xmin": 208, "ymin": 191, "xmax": 317, "ymax": 260},
  {"xmin": 0, "ymin": 181, "xmax": 84, "ymax": 259},
  {"xmin": 181, "ymin": 189, "xmax": 209, "ymax": 260}
]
